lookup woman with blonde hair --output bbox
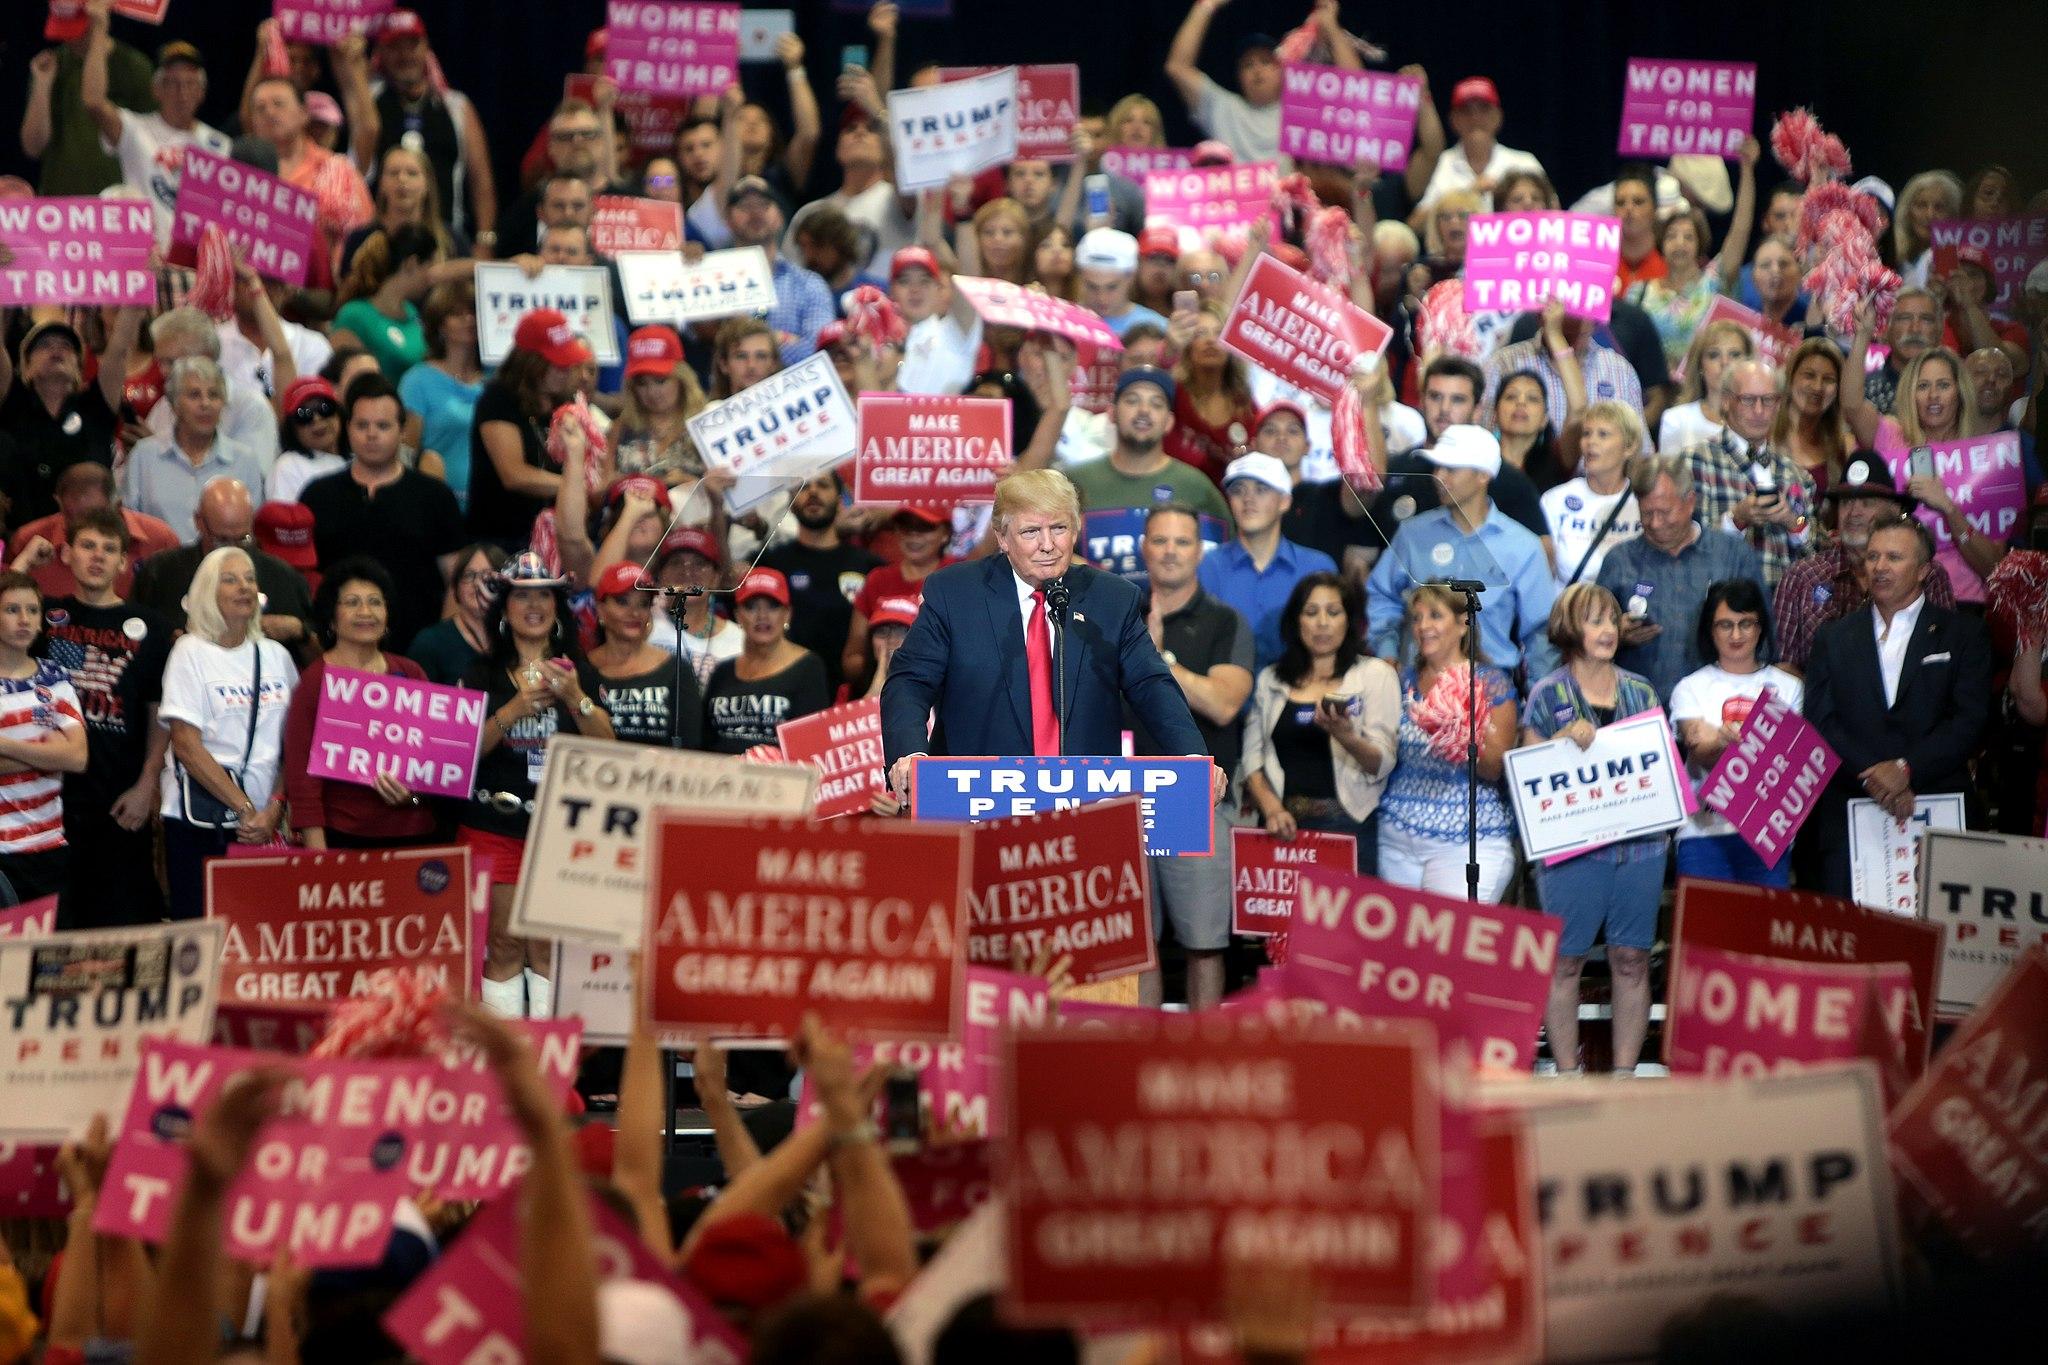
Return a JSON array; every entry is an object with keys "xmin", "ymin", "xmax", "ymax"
[
  {"xmin": 1103, "ymin": 94, "xmax": 1167, "ymax": 149},
  {"xmin": 1769, "ymin": 337, "xmax": 1852, "ymax": 495},
  {"xmin": 1658, "ymin": 317, "xmax": 1754, "ymax": 451},
  {"xmin": 609, "ymin": 325, "xmax": 710, "ymax": 485},
  {"xmin": 1029, "ymin": 219, "xmax": 1079, "ymax": 300},
  {"xmin": 1892, "ymin": 171, "xmax": 1962, "ymax": 287},
  {"xmin": 1423, "ymin": 188, "xmax": 1480, "ymax": 272},
  {"xmin": 340, "ymin": 144, "xmax": 463, "ymax": 273},
  {"xmin": 918, "ymin": 194, "xmax": 1032, "ymax": 285},
  {"xmin": 159, "ymin": 547, "xmax": 300, "ymax": 919},
  {"xmin": 1164, "ymin": 302, "xmax": 1258, "ymax": 487}
]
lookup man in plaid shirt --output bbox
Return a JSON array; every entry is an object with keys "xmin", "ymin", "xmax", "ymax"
[{"xmin": 1675, "ymin": 359, "xmax": 1816, "ymax": 591}]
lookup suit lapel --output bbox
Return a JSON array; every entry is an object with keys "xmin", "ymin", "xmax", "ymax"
[
  {"xmin": 1059, "ymin": 571, "xmax": 1090, "ymax": 715},
  {"xmin": 1842, "ymin": 606, "xmax": 1889, "ymax": 713},
  {"xmin": 1890, "ymin": 606, "xmax": 1942, "ymax": 714},
  {"xmin": 981, "ymin": 558, "xmax": 1032, "ymax": 742}
]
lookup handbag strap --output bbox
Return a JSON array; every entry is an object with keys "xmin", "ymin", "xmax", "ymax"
[
  {"xmin": 235, "ymin": 641, "xmax": 263, "ymax": 774},
  {"xmin": 1564, "ymin": 487, "xmax": 1634, "ymax": 588}
]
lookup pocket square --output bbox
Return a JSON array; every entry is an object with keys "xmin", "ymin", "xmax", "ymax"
[
  {"xmin": 1922, "ymin": 652, "xmax": 1951, "ymax": 663},
  {"xmin": 1073, "ymin": 612, "xmax": 1086, "ymax": 622}
]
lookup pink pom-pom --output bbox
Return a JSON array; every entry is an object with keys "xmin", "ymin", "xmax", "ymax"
[
  {"xmin": 1988, "ymin": 549, "xmax": 2048, "ymax": 648},
  {"xmin": 1409, "ymin": 663, "xmax": 1493, "ymax": 765},
  {"xmin": 1269, "ymin": 172, "xmax": 1322, "ymax": 235},
  {"xmin": 742, "ymin": 744, "xmax": 787, "ymax": 763},
  {"xmin": 1416, "ymin": 279, "xmax": 1483, "ymax": 361},
  {"xmin": 1275, "ymin": 19, "xmax": 1321, "ymax": 64},
  {"xmin": 843, "ymin": 284, "xmax": 907, "ymax": 354},
  {"xmin": 1330, "ymin": 353, "xmax": 1384, "ymax": 491},
  {"xmin": 261, "ymin": 22, "xmax": 291, "ymax": 78},
  {"xmin": 546, "ymin": 398, "xmax": 607, "ymax": 483},
  {"xmin": 1305, "ymin": 205, "xmax": 1356, "ymax": 289},
  {"xmin": 1801, "ymin": 220, "xmax": 1898, "ymax": 336},
  {"xmin": 1769, "ymin": 107, "xmax": 1852, "ymax": 185},
  {"xmin": 312, "ymin": 974, "xmax": 451, "ymax": 1061},
  {"xmin": 311, "ymin": 153, "xmax": 373, "ymax": 237},
  {"xmin": 187, "ymin": 225, "xmax": 237, "ymax": 321},
  {"xmin": 1797, "ymin": 181, "xmax": 1882, "ymax": 253}
]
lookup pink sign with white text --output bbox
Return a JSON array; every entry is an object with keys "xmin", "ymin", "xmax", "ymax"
[
  {"xmin": 1617, "ymin": 59, "xmax": 1756, "ymax": 159},
  {"xmin": 952, "ymin": 275, "xmax": 1124, "ymax": 353},
  {"xmin": 1699, "ymin": 688, "xmax": 1839, "ymax": 869},
  {"xmin": 0, "ymin": 895, "xmax": 54, "ymax": 938},
  {"xmin": 307, "ymin": 666, "xmax": 487, "ymax": 800},
  {"xmin": 0, "ymin": 198, "xmax": 156, "ymax": 306},
  {"xmin": 1930, "ymin": 215, "xmax": 2048, "ymax": 317},
  {"xmin": 272, "ymin": 0, "xmax": 395, "ymax": 46},
  {"xmin": 1142, "ymin": 161, "xmax": 1280, "ymax": 250},
  {"xmin": 1463, "ymin": 212, "xmax": 1622, "ymax": 321},
  {"xmin": 171, "ymin": 147, "xmax": 318, "ymax": 285},
  {"xmin": 604, "ymin": 1, "xmax": 740, "ymax": 98},
  {"xmin": 1879, "ymin": 430, "xmax": 2027, "ymax": 601},
  {"xmin": 1100, "ymin": 146, "xmax": 1193, "ymax": 180},
  {"xmin": 1665, "ymin": 946, "xmax": 1911, "ymax": 1087},
  {"xmin": 1278, "ymin": 62, "xmax": 1423, "ymax": 172}
]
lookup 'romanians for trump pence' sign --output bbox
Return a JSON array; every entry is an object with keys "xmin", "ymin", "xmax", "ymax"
[{"xmin": 641, "ymin": 813, "xmax": 970, "ymax": 1042}]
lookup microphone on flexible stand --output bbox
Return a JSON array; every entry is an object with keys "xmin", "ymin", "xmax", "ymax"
[{"xmin": 1043, "ymin": 576, "xmax": 1071, "ymax": 755}]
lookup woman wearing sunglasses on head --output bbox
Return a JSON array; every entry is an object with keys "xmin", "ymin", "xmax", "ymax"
[{"xmin": 268, "ymin": 376, "xmax": 347, "ymax": 505}]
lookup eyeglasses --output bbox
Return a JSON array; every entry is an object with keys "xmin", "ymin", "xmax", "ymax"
[
  {"xmin": 1185, "ymin": 270, "xmax": 1225, "ymax": 285},
  {"xmin": 1731, "ymin": 394, "xmax": 1782, "ymax": 409},
  {"xmin": 1712, "ymin": 618, "xmax": 1762, "ymax": 633},
  {"xmin": 551, "ymin": 127, "xmax": 601, "ymax": 143},
  {"xmin": 292, "ymin": 398, "xmax": 339, "ymax": 423},
  {"xmin": 645, "ymin": 173, "xmax": 678, "ymax": 190}
]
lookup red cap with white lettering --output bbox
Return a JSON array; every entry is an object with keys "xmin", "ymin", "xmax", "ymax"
[
  {"xmin": 511, "ymin": 308, "xmax": 594, "ymax": 369},
  {"xmin": 624, "ymin": 325, "xmax": 683, "ymax": 380}
]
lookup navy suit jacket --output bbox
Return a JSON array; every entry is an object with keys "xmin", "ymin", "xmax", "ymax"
[{"xmin": 882, "ymin": 557, "xmax": 1205, "ymax": 763}]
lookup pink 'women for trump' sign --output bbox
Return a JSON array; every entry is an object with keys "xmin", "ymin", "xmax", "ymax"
[
  {"xmin": 1463, "ymin": 212, "xmax": 1623, "ymax": 321},
  {"xmin": 307, "ymin": 667, "xmax": 487, "ymax": 800},
  {"xmin": 1278, "ymin": 61, "xmax": 1424, "ymax": 171},
  {"xmin": 171, "ymin": 147, "xmax": 318, "ymax": 285},
  {"xmin": 1617, "ymin": 58, "xmax": 1756, "ymax": 159},
  {"xmin": 604, "ymin": 1, "xmax": 740, "ymax": 98},
  {"xmin": 1699, "ymin": 687, "xmax": 1838, "ymax": 868},
  {"xmin": 1143, "ymin": 161, "xmax": 1279, "ymax": 249},
  {"xmin": 0, "ymin": 198, "xmax": 155, "ymax": 306}
]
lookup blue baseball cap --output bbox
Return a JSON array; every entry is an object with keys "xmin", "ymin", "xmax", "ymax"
[{"xmin": 1115, "ymin": 365, "xmax": 1176, "ymax": 405}]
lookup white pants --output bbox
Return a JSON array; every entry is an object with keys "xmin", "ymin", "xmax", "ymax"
[{"xmin": 1377, "ymin": 823, "xmax": 1518, "ymax": 902}]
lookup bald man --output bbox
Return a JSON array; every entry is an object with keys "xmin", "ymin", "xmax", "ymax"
[{"xmin": 130, "ymin": 478, "xmax": 314, "ymax": 649}]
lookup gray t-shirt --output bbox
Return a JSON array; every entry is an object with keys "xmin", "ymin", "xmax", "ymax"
[{"xmin": 1194, "ymin": 76, "xmax": 1280, "ymax": 164}]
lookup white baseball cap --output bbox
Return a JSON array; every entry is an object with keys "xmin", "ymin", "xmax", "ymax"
[
  {"xmin": 1076, "ymin": 228, "xmax": 1138, "ymax": 274},
  {"xmin": 597, "ymin": 1281, "xmax": 694, "ymax": 1365},
  {"xmin": 1222, "ymin": 451, "xmax": 1292, "ymax": 497},
  {"xmin": 1423, "ymin": 425, "xmax": 1502, "ymax": 477}
]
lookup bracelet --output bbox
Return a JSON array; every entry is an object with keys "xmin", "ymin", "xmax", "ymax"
[{"xmin": 828, "ymin": 1120, "xmax": 879, "ymax": 1152}]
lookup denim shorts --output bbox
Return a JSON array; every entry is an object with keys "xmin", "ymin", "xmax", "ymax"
[{"xmin": 1535, "ymin": 838, "xmax": 1669, "ymax": 956}]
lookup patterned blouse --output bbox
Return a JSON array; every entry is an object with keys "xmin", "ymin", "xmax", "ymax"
[{"xmin": 1379, "ymin": 664, "xmax": 1518, "ymax": 843}]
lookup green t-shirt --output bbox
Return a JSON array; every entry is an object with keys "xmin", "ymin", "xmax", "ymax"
[
  {"xmin": 38, "ymin": 42, "xmax": 155, "ymax": 196},
  {"xmin": 1063, "ymin": 454, "xmax": 1233, "ymax": 528},
  {"xmin": 333, "ymin": 298, "xmax": 428, "ymax": 382}
]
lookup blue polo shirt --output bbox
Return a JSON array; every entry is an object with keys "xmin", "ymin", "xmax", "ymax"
[
  {"xmin": 1197, "ymin": 535, "xmax": 1337, "ymax": 673},
  {"xmin": 1366, "ymin": 503, "xmax": 1559, "ymax": 687}
]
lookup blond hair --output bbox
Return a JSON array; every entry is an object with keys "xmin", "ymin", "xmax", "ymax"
[
  {"xmin": 992, "ymin": 469, "xmax": 1080, "ymax": 533},
  {"xmin": 1675, "ymin": 318, "xmax": 1755, "ymax": 405},
  {"xmin": 1581, "ymin": 398, "xmax": 1645, "ymax": 455},
  {"xmin": 1547, "ymin": 582, "xmax": 1622, "ymax": 658},
  {"xmin": 183, "ymin": 547, "xmax": 266, "ymax": 644}
]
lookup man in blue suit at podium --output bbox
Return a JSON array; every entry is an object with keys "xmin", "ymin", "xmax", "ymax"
[{"xmin": 883, "ymin": 469, "xmax": 1225, "ymax": 806}]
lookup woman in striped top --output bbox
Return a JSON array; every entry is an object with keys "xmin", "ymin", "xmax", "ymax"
[{"xmin": 0, "ymin": 571, "xmax": 87, "ymax": 903}]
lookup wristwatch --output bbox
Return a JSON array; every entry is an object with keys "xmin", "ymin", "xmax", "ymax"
[
  {"xmin": 1160, "ymin": 649, "xmax": 1178, "ymax": 669},
  {"xmin": 577, "ymin": 695, "xmax": 596, "ymax": 717}
]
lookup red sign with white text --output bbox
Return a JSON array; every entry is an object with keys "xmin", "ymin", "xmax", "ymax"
[
  {"xmin": 968, "ymin": 799, "xmax": 1154, "ymax": 984},
  {"xmin": 1274, "ymin": 869, "xmax": 1563, "ymax": 1073},
  {"xmin": 938, "ymin": 65, "xmax": 1080, "ymax": 162},
  {"xmin": 853, "ymin": 394, "xmax": 1015, "ymax": 507},
  {"xmin": 1229, "ymin": 828, "xmax": 1356, "ymax": 936},
  {"xmin": 207, "ymin": 847, "xmax": 473, "ymax": 1010},
  {"xmin": 1697, "ymin": 294, "xmax": 1799, "ymax": 375},
  {"xmin": 0, "ymin": 895, "xmax": 54, "ymax": 938},
  {"xmin": 211, "ymin": 1002, "xmax": 328, "ymax": 1055},
  {"xmin": 642, "ymin": 814, "xmax": 970, "ymax": 1041},
  {"xmin": 1664, "ymin": 945, "xmax": 1911, "ymax": 1088},
  {"xmin": 1887, "ymin": 946, "xmax": 2048, "ymax": 1261},
  {"xmin": 776, "ymin": 698, "xmax": 886, "ymax": 819},
  {"xmin": 1671, "ymin": 878, "xmax": 1944, "ymax": 1074},
  {"xmin": 566, "ymin": 75, "xmax": 691, "ymax": 159},
  {"xmin": 1222, "ymin": 253, "xmax": 1393, "ymax": 405},
  {"xmin": 590, "ymin": 195, "xmax": 685, "ymax": 256},
  {"xmin": 1000, "ymin": 1015, "xmax": 1440, "ymax": 1323}
]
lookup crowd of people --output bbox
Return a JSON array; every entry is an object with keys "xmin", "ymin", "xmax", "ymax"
[{"xmin": 0, "ymin": 0, "xmax": 2043, "ymax": 1359}]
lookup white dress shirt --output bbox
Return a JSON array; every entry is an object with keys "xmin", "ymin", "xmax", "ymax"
[{"xmin": 1873, "ymin": 593, "xmax": 1926, "ymax": 707}]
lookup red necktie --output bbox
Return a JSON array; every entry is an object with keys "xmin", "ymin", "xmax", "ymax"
[{"xmin": 1027, "ymin": 590, "xmax": 1060, "ymax": 756}]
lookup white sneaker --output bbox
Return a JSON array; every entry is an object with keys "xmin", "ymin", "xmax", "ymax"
[
  {"xmin": 479, "ymin": 974, "xmax": 527, "ymax": 1018},
  {"xmin": 521, "ymin": 968, "xmax": 553, "ymax": 1020}
]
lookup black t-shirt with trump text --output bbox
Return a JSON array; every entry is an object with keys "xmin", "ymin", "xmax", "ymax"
[
  {"xmin": 43, "ymin": 597, "xmax": 173, "ymax": 804},
  {"xmin": 702, "ymin": 651, "xmax": 830, "ymax": 754}
]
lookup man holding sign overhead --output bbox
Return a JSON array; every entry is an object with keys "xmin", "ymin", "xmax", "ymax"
[{"xmin": 882, "ymin": 469, "xmax": 1223, "ymax": 807}]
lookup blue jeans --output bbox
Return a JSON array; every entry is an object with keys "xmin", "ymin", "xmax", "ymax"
[
  {"xmin": 1298, "ymin": 806, "xmax": 1379, "ymax": 877},
  {"xmin": 1535, "ymin": 840, "xmax": 1668, "ymax": 957},
  {"xmin": 1675, "ymin": 833, "xmax": 1791, "ymax": 888}
]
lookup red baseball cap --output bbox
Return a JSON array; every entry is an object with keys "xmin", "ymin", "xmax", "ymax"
[
  {"xmin": 1256, "ymin": 398, "xmax": 1309, "ymax": 431},
  {"xmin": 585, "ymin": 27, "xmax": 608, "ymax": 59},
  {"xmin": 894, "ymin": 505, "xmax": 948, "ymax": 527},
  {"xmin": 869, "ymin": 595, "xmax": 920, "ymax": 629},
  {"xmin": 604, "ymin": 474, "xmax": 672, "ymax": 511},
  {"xmin": 1138, "ymin": 227, "xmax": 1181, "ymax": 260},
  {"xmin": 255, "ymin": 500, "xmax": 318, "ymax": 571},
  {"xmin": 890, "ymin": 246, "xmax": 942, "ymax": 282},
  {"xmin": 624, "ymin": 325, "xmax": 684, "ymax": 380},
  {"xmin": 511, "ymin": 309, "xmax": 594, "ymax": 368},
  {"xmin": 682, "ymin": 1213, "xmax": 807, "ymax": 1314},
  {"xmin": 593, "ymin": 562, "xmax": 651, "ymax": 599},
  {"xmin": 281, "ymin": 375, "xmax": 339, "ymax": 418},
  {"xmin": 657, "ymin": 527, "xmax": 723, "ymax": 568},
  {"xmin": 45, "ymin": 2, "xmax": 88, "ymax": 43},
  {"xmin": 1949, "ymin": 244, "xmax": 1995, "ymax": 279},
  {"xmin": 736, "ymin": 567, "xmax": 790, "ymax": 606},
  {"xmin": 1451, "ymin": 77, "xmax": 1501, "ymax": 109},
  {"xmin": 377, "ymin": 9, "xmax": 428, "ymax": 45}
]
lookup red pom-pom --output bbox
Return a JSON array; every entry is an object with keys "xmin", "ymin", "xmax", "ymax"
[
  {"xmin": 312, "ymin": 974, "xmax": 451, "ymax": 1061},
  {"xmin": 843, "ymin": 284, "xmax": 907, "ymax": 355},
  {"xmin": 1988, "ymin": 549, "xmax": 2048, "ymax": 648},
  {"xmin": 1409, "ymin": 663, "xmax": 1493, "ymax": 765},
  {"xmin": 1330, "ymin": 353, "xmax": 1384, "ymax": 491},
  {"xmin": 1797, "ymin": 181, "xmax": 1882, "ymax": 253},
  {"xmin": 1269, "ymin": 172, "xmax": 1322, "ymax": 234},
  {"xmin": 311, "ymin": 153, "xmax": 372, "ymax": 237},
  {"xmin": 187, "ymin": 225, "xmax": 237, "ymax": 321},
  {"xmin": 1769, "ymin": 107, "xmax": 1852, "ymax": 185},
  {"xmin": 1305, "ymin": 205, "xmax": 1356, "ymax": 289},
  {"xmin": 1416, "ymin": 279, "xmax": 1483, "ymax": 361},
  {"xmin": 261, "ymin": 22, "xmax": 291, "ymax": 78}
]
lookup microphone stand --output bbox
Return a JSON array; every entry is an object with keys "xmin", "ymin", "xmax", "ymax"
[
  {"xmin": 638, "ymin": 584, "xmax": 704, "ymax": 749},
  {"xmin": 1426, "ymin": 579, "xmax": 1488, "ymax": 902},
  {"xmin": 1045, "ymin": 577, "xmax": 1070, "ymax": 756}
]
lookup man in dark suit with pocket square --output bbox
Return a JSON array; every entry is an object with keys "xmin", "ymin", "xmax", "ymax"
[
  {"xmin": 1803, "ymin": 515, "xmax": 1991, "ymax": 897},
  {"xmin": 882, "ymin": 469, "xmax": 1225, "ymax": 807}
]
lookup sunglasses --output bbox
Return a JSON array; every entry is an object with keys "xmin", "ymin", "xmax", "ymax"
[
  {"xmin": 645, "ymin": 173, "xmax": 678, "ymax": 190},
  {"xmin": 1185, "ymin": 269, "xmax": 1225, "ymax": 286},
  {"xmin": 551, "ymin": 128, "xmax": 601, "ymax": 143},
  {"xmin": 292, "ymin": 398, "xmax": 339, "ymax": 423}
]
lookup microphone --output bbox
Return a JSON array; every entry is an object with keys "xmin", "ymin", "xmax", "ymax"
[
  {"xmin": 1426, "ymin": 578, "xmax": 1491, "ymax": 595},
  {"xmin": 634, "ymin": 584, "xmax": 706, "ymax": 598},
  {"xmin": 1042, "ymin": 575, "xmax": 1071, "ymax": 625}
]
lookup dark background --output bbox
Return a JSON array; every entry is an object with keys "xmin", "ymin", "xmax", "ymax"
[{"xmin": 3, "ymin": 1, "xmax": 2043, "ymax": 212}]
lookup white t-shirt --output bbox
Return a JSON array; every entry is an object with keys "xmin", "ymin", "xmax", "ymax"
[
  {"xmin": 216, "ymin": 319, "xmax": 334, "ymax": 407},
  {"xmin": 650, "ymin": 616, "xmax": 744, "ymax": 692},
  {"xmin": 1246, "ymin": 367, "xmax": 1425, "ymax": 483},
  {"xmin": 1542, "ymin": 478, "xmax": 1642, "ymax": 587},
  {"xmin": 1657, "ymin": 400, "xmax": 1718, "ymax": 453},
  {"xmin": 106, "ymin": 110, "xmax": 231, "ymax": 246},
  {"xmin": 1416, "ymin": 141, "xmax": 1547, "ymax": 214},
  {"xmin": 269, "ymin": 451, "xmax": 347, "ymax": 505},
  {"xmin": 1669, "ymin": 664, "xmax": 1803, "ymax": 838},
  {"xmin": 896, "ymin": 311, "xmax": 982, "ymax": 396},
  {"xmin": 1192, "ymin": 76, "xmax": 1280, "ymax": 164},
  {"xmin": 157, "ymin": 635, "xmax": 299, "ymax": 821}
]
